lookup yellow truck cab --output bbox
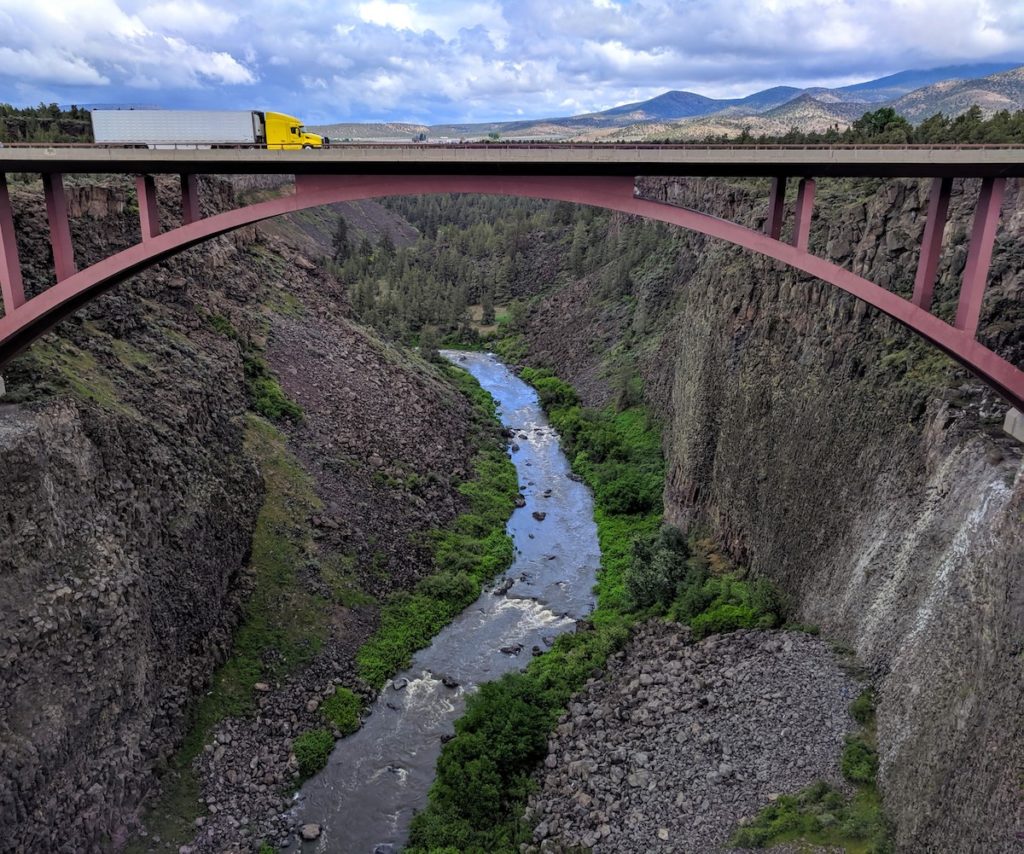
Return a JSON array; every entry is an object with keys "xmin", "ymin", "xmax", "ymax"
[{"xmin": 262, "ymin": 111, "xmax": 324, "ymax": 149}]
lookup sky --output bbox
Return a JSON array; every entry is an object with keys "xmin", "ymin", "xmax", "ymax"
[{"xmin": 1, "ymin": 0, "xmax": 1023, "ymax": 124}]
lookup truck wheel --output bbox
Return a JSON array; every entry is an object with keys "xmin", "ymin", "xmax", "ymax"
[{"xmin": 303, "ymin": 144, "xmax": 312, "ymax": 149}]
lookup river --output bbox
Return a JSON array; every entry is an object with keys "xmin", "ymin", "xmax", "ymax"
[{"xmin": 290, "ymin": 351, "xmax": 600, "ymax": 853}]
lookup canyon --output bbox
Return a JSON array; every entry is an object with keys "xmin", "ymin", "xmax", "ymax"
[{"xmin": 0, "ymin": 171, "xmax": 1021, "ymax": 853}]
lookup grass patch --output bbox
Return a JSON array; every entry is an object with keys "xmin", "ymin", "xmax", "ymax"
[
  {"xmin": 321, "ymin": 686, "xmax": 362, "ymax": 734},
  {"xmin": 731, "ymin": 688, "xmax": 892, "ymax": 852},
  {"xmin": 3, "ymin": 338, "xmax": 135, "ymax": 414},
  {"xmin": 244, "ymin": 353, "xmax": 304, "ymax": 422},
  {"xmin": 355, "ymin": 363, "xmax": 518, "ymax": 689},
  {"xmin": 293, "ymin": 729, "xmax": 335, "ymax": 779}
]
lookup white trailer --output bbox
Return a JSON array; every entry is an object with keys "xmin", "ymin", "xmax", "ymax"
[{"xmin": 91, "ymin": 109, "xmax": 263, "ymax": 148}]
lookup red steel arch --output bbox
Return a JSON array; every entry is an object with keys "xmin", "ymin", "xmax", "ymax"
[{"xmin": 0, "ymin": 172, "xmax": 1022, "ymax": 411}]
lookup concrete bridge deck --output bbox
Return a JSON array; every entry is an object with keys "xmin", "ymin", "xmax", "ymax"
[{"xmin": 1, "ymin": 143, "xmax": 1023, "ymax": 178}]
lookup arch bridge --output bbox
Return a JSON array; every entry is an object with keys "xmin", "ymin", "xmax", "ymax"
[{"xmin": 0, "ymin": 145, "xmax": 1022, "ymax": 431}]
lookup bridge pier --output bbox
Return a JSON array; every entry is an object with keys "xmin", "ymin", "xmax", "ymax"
[
  {"xmin": 0, "ymin": 173, "xmax": 24, "ymax": 315},
  {"xmin": 765, "ymin": 176, "xmax": 787, "ymax": 240},
  {"xmin": 181, "ymin": 174, "xmax": 200, "ymax": 225},
  {"xmin": 42, "ymin": 173, "xmax": 76, "ymax": 281},
  {"xmin": 136, "ymin": 175, "xmax": 161, "ymax": 241},
  {"xmin": 790, "ymin": 178, "xmax": 815, "ymax": 250},
  {"xmin": 956, "ymin": 176, "xmax": 1006, "ymax": 337},
  {"xmin": 912, "ymin": 176, "xmax": 952, "ymax": 311}
]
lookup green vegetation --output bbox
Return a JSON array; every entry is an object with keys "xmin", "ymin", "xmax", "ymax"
[
  {"xmin": 731, "ymin": 782, "xmax": 892, "ymax": 853},
  {"xmin": 181, "ymin": 417, "xmax": 330, "ymax": 751},
  {"xmin": 321, "ymin": 686, "xmax": 362, "ymax": 734},
  {"xmin": 355, "ymin": 363, "xmax": 517, "ymax": 688},
  {"xmin": 205, "ymin": 311, "xmax": 304, "ymax": 422},
  {"xmin": 292, "ymin": 729, "xmax": 335, "ymax": 779},
  {"xmin": 243, "ymin": 352, "xmax": 303, "ymax": 422},
  {"xmin": 731, "ymin": 688, "xmax": 891, "ymax": 852},
  {"xmin": 3, "ymin": 336, "xmax": 136, "ymax": 414},
  {"xmin": 850, "ymin": 689, "xmax": 875, "ymax": 725},
  {"xmin": 842, "ymin": 735, "xmax": 880, "ymax": 785}
]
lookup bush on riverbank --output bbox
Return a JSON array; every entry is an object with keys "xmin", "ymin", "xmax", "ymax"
[{"xmin": 292, "ymin": 729, "xmax": 335, "ymax": 779}]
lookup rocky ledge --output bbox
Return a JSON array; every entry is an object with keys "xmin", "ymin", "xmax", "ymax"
[{"xmin": 525, "ymin": 622, "xmax": 861, "ymax": 853}]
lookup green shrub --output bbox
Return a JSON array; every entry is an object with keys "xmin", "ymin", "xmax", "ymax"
[
  {"xmin": 690, "ymin": 603, "xmax": 759, "ymax": 638},
  {"xmin": 624, "ymin": 524, "xmax": 689, "ymax": 609},
  {"xmin": 293, "ymin": 729, "xmax": 335, "ymax": 778},
  {"xmin": 850, "ymin": 689, "xmax": 875, "ymax": 725},
  {"xmin": 731, "ymin": 780, "xmax": 893, "ymax": 851},
  {"xmin": 841, "ymin": 735, "xmax": 879, "ymax": 784},
  {"xmin": 244, "ymin": 354, "xmax": 303, "ymax": 422},
  {"xmin": 321, "ymin": 687, "xmax": 361, "ymax": 735},
  {"xmin": 596, "ymin": 470, "xmax": 660, "ymax": 515}
]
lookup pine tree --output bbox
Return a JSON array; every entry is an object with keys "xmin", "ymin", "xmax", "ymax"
[{"xmin": 333, "ymin": 216, "xmax": 351, "ymax": 262}]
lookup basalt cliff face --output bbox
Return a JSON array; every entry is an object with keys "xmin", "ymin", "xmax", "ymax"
[
  {"xmin": 0, "ymin": 178, "xmax": 478, "ymax": 852},
  {"xmin": 520, "ymin": 176, "xmax": 1024, "ymax": 852}
]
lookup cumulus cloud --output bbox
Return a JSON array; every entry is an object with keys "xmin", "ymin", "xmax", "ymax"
[{"xmin": 0, "ymin": 0, "xmax": 1022, "ymax": 121}]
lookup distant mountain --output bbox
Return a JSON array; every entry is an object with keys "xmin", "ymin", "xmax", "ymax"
[
  {"xmin": 310, "ymin": 62, "xmax": 1024, "ymax": 142},
  {"xmin": 889, "ymin": 66, "xmax": 1024, "ymax": 121},
  {"xmin": 836, "ymin": 62, "xmax": 1023, "ymax": 102},
  {"xmin": 761, "ymin": 93, "xmax": 869, "ymax": 123},
  {"xmin": 593, "ymin": 90, "xmax": 721, "ymax": 121}
]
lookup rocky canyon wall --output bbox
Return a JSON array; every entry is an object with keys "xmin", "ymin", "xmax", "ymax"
[
  {"xmin": 521, "ymin": 175, "xmax": 1023, "ymax": 852},
  {"xmin": 0, "ymin": 177, "xmax": 477, "ymax": 852}
]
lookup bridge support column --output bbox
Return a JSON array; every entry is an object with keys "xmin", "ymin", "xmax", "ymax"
[
  {"xmin": 765, "ymin": 177, "xmax": 787, "ymax": 240},
  {"xmin": 791, "ymin": 178, "xmax": 815, "ymax": 251},
  {"xmin": 956, "ymin": 176, "xmax": 1006, "ymax": 337},
  {"xmin": 42, "ymin": 173, "xmax": 76, "ymax": 282},
  {"xmin": 136, "ymin": 174, "xmax": 161, "ymax": 241},
  {"xmin": 180, "ymin": 174, "xmax": 200, "ymax": 225},
  {"xmin": 0, "ymin": 173, "xmax": 25, "ymax": 315},
  {"xmin": 912, "ymin": 177, "xmax": 952, "ymax": 311}
]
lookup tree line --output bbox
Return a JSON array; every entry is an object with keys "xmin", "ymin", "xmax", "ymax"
[
  {"xmin": 330, "ymin": 194, "xmax": 676, "ymax": 349},
  {"xmin": 0, "ymin": 104, "xmax": 92, "ymax": 143}
]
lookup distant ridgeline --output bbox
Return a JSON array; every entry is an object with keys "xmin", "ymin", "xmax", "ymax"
[
  {"xmin": 0, "ymin": 104, "xmax": 93, "ymax": 143},
  {"xmin": 663, "ymin": 105, "xmax": 1024, "ymax": 145}
]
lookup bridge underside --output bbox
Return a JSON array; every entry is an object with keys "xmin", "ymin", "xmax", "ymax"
[{"xmin": 0, "ymin": 170, "xmax": 1021, "ymax": 412}]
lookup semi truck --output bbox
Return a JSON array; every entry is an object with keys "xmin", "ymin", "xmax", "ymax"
[{"xmin": 90, "ymin": 109, "xmax": 325, "ymax": 149}]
